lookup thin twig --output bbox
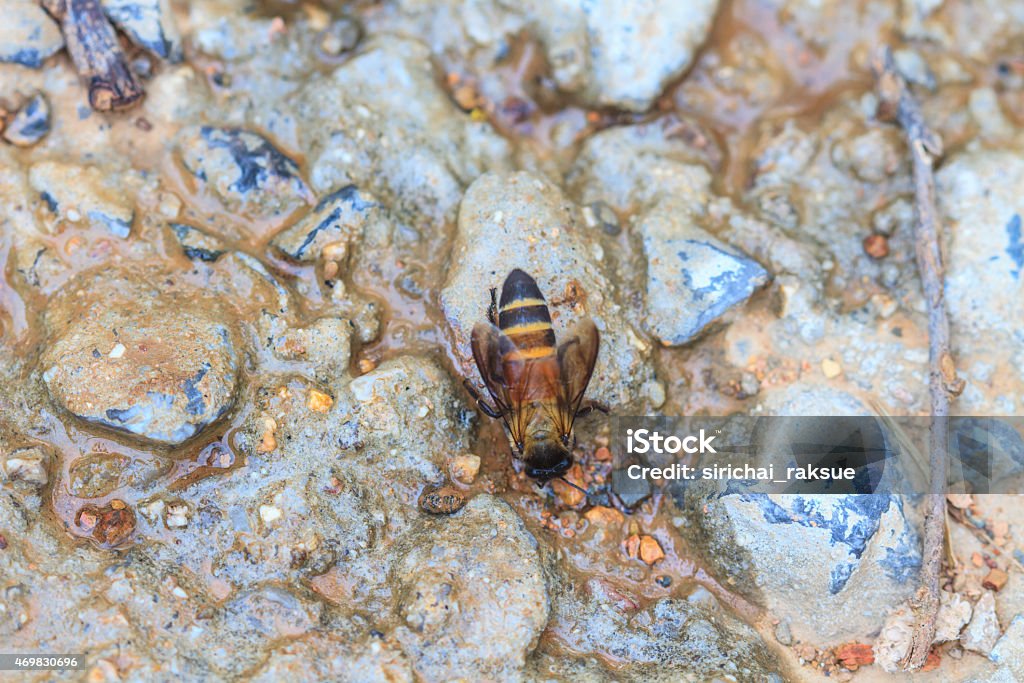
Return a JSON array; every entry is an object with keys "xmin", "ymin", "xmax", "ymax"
[{"xmin": 871, "ymin": 46, "xmax": 964, "ymax": 672}]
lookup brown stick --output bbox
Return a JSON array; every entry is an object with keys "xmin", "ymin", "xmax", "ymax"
[
  {"xmin": 871, "ymin": 47, "xmax": 964, "ymax": 671},
  {"xmin": 40, "ymin": 0, "xmax": 144, "ymax": 111}
]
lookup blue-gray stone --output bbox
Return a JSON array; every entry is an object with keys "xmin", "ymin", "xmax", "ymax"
[
  {"xmin": 101, "ymin": 0, "xmax": 184, "ymax": 63},
  {"xmin": 0, "ymin": 2, "xmax": 64, "ymax": 69},
  {"xmin": 177, "ymin": 126, "xmax": 311, "ymax": 220},
  {"xmin": 272, "ymin": 185, "xmax": 378, "ymax": 262},
  {"xmin": 641, "ymin": 207, "xmax": 769, "ymax": 346},
  {"xmin": 41, "ymin": 267, "xmax": 240, "ymax": 446},
  {"xmin": 2, "ymin": 93, "xmax": 50, "ymax": 147}
]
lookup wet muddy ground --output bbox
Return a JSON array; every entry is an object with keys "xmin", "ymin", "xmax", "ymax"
[{"xmin": 2, "ymin": 0, "xmax": 1024, "ymax": 681}]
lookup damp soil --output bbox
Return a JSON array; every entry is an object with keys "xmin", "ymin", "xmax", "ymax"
[{"xmin": 1, "ymin": 0, "xmax": 1020, "ymax": 680}]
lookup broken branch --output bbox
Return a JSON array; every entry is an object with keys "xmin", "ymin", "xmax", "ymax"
[
  {"xmin": 41, "ymin": 0, "xmax": 144, "ymax": 111},
  {"xmin": 871, "ymin": 46, "xmax": 963, "ymax": 672}
]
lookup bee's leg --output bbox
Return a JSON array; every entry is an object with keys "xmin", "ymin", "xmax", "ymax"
[
  {"xmin": 575, "ymin": 400, "xmax": 610, "ymax": 420},
  {"xmin": 463, "ymin": 379, "xmax": 502, "ymax": 418},
  {"xmin": 487, "ymin": 287, "xmax": 498, "ymax": 325}
]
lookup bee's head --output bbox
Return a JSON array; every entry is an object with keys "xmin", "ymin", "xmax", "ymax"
[{"xmin": 522, "ymin": 437, "xmax": 572, "ymax": 482}]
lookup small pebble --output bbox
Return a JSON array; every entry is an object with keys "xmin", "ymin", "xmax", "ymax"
[
  {"xmin": 452, "ymin": 83, "xmax": 482, "ymax": 111},
  {"xmin": 983, "ymin": 568, "xmax": 1008, "ymax": 591},
  {"xmin": 774, "ymin": 620, "xmax": 793, "ymax": 645},
  {"xmin": 552, "ymin": 465, "xmax": 587, "ymax": 506},
  {"xmin": 166, "ymin": 502, "xmax": 190, "ymax": 528},
  {"xmin": 259, "ymin": 504, "xmax": 283, "ymax": 524},
  {"xmin": 583, "ymin": 201, "xmax": 621, "ymax": 235},
  {"xmin": 638, "ymin": 535, "xmax": 665, "ymax": 565},
  {"xmin": 2, "ymin": 93, "xmax": 50, "ymax": 147},
  {"xmin": 655, "ymin": 575, "xmax": 672, "ymax": 588},
  {"xmin": 2, "ymin": 446, "xmax": 50, "ymax": 486},
  {"xmin": 257, "ymin": 416, "xmax": 277, "ymax": 453},
  {"xmin": 863, "ymin": 233, "xmax": 890, "ymax": 259},
  {"xmin": 448, "ymin": 453, "xmax": 480, "ymax": 484},
  {"xmin": 307, "ymin": 388, "xmax": 334, "ymax": 413},
  {"xmin": 821, "ymin": 358, "xmax": 842, "ymax": 379},
  {"xmin": 419, "ymin": 485, "xmax": 466, "ymax": 515},
  {"xmin": 318, "ymin": 18, "xmax": 361, "ymax": 56},
  {"xmin": 584, "ymin": 506, "xmax": 624, "ymax": 527}
]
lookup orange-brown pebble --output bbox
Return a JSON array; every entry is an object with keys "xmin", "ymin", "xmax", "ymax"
[
  {"xmin": 593, "ymin": 446, "xmax": 612, "ymax": 462},
  {"xmin": 863, "ymin": 233, "xmax": 889, "ymax": 259},
  {"xmin": 639, "ymin": 535, "xmax": 665, "ymax": 565},
  {"xmin": 307, "ymin": 388, "xmax": 334, "ymax": 413},
  {"xmin": 448, "ymin": 453, "xmax": 481, "ymax": 484},
  {"xmin": 419, "ymin": 486, "xmax": 466, "ymax": 515},
  {"xmin": 358, "ymin": 358, "xmax": 377, "ymax": 374},
  {"xmin": 257, "ymin": 416, "xmax": 277, "ymax": 453},
  {"xmin": 453, "ymin": 84, "xmax": 481, "ymax": 111},
  {"xmin": 835, "ymin": 642, "xmax": 874, "ymax": 669},
  {"xmin": 983, "ymin": 568, "xmax": 1009, "ymax": 591},
  {"xmin": 552, "ymin": 465, "xmax": 586, "ymax": 506},
  {"xmin": 584, "ymin": 506, "xmax": 624, "ymax": 527}
]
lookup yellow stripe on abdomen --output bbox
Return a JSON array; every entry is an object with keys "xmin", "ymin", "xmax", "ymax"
[
  {"xmin": 510, "ymin": 345, "xmax": 556, "ymax": 360},
  {"xmin": 501, "ymin": 297, "xmax": 546, "ymax": 311},
  {"xmin": 503, "ymin": 320, "xmax": 553, "ymax": 335}
]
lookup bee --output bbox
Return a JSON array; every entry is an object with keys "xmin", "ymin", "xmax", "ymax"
[{"xmin": 464, "ymin": 269, "xmax": 605, "ymax": 486}]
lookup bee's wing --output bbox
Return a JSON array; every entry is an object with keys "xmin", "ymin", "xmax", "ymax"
[
  {"xmin": 550, "ymin": 317, "xmax": 600, "ymax": 439},
  {"xmin": 470, "ymin": 322, "xmax": 535, "ymax": 452}
]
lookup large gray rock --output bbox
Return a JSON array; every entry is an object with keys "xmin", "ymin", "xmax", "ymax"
[
  {"xmin": 440, "ymin": 171, "xmax": 655, "ymax": 409},
  {"xmin": 549, "ymin": 576, "xmax": 779, "ymax": 680},
  {"xmin": 678, "ymin": 491, "xmax": 920, "ymax": 645},
  {"xmin": 177, "ymin": 126, "xmax": 312, "ymax": 225},
  {"xmin": 401, "ymin": 0, "xmax": 718, "ymax": 112},
  {"xmin": 528, "ymin": 0, "xmax": 719, "ymax": 111},
  {"xmin": 292, "ymin": 37, "xmax": 512, "ymax": 227},
  {"xmin": 392, "ymin": 495, "xmax": 548, "ymax": 681},
  {"xmin": 674, "ymin": 385, "xmax": 920, "ymax": 645},
  {"xmin": 29, "ymin": 161, "xmax": 135, "ymax": 238},
  {"xmin": 937, "ymin": 149, "xmax": 1024, "ymax": 415},
  {"xmin": 991, "ymin": 615, "xmax": 1024, "ymax": 677},
  {"xmin": 570, "ymin": 123, "xmax": 774, "ymax": 347},
  {"xmin": 939, "ymin": 150, "xmax": 1024, "ymax": 342},
  {"xmin": 569, "ymin": 119, "xmax": 720, "ymax": 214},
  {"xmin": 272, "ymin": 185, "xmax": 380, "ymax": 263},
  {"xmin": 40, "ymin": 267, "xmax": 240, "ymax": 446},
  {"xmin": 640, "ymin": 203, "xmax": 769, "ymax": 345},
  {"xmin": 0, "ymin": 1, "xmax": 64, "ymax": 68}
]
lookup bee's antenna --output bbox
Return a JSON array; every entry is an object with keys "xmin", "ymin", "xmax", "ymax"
[{"xmin": 557, "ymin": 476, "xmax": 590, "ymax": 500}]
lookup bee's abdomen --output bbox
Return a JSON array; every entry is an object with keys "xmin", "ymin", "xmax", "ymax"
[{"xmin": 499, "ymin": 269, "xmax": 556, "ymax": 359}]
